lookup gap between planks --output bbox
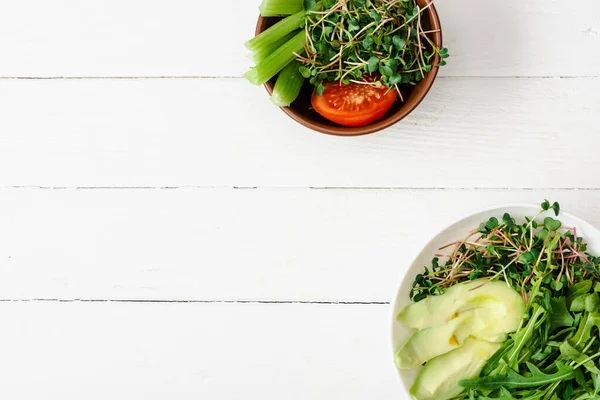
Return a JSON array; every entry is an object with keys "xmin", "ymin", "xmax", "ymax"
[
  {"xmin": 0, "ymin": 299, "xmax": 389, "ymax": 305},
  {"xmin": 1, "ymin": 186, "xmax": 600, "ymax": 191}
]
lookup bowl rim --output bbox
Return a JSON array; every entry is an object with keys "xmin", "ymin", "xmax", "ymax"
[
  {"xmin": 255, "ymin": 1, "xmax": 443, "ymax": 136},
  {"xmin": 388, "ymin": 202, "xmax": 600, "ymax": 396}
]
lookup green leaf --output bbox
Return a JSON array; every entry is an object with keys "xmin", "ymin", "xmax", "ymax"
[
  {"xmin": 379, "ymin": 65, "xmax": 394, "ymax": 76},
  {"xmin": 560, "ymin": 341, "xmax": 600, "ymax": 374},
  {"xmin": 385, "ymin": 59, "xmax": 399, "ymax": 71},
  {"xmin": 548, "ymin": 233, "xmax": 561, "ymax": 251},
  {"xmin": 549, "ymin": 296, "xmax": 574, "ymax": 332},
  {"xmin": 303, "ymin": 0, "xmax": 317, "ymax": 11},
  {"xmin": 551, "ymin": 201, "xmax": 561, "ymax": 216},
  {"xmin": 413, "ymin": 292, "xmax": 427, "ymax": 302},
  {"xmin": 587, "ymin": 292, "xmax": 600, "ymax": 312},
  {"xmin": 575, "ymin": 367, "xmax": 586, "ymax": 387},
  {"xmin": 561, "ymin": 381, "xmax": 573, "ymax": 400},
  {"xmin": 570, "ymin": 294, "xmax": 588, "ymax": 312},
  {"xmin": 362, "ymin": 36, "xmax": 374, "ymax": 49},
  {"xmin": 367, "ymin": 56, "xmax": 379, "ymax": 73},
  {"xmin": 541, "ymin": 199, "xmax": 550, "ymax": 211},
  {"xmin": 550, "ymin": 279, "xmax": 563, "ymax": 292},
  {"xmin": 348, "ymin": 18, "xmax": 360, "ymax": 31},
  {"xmin": 503, "ymin": 213, "xmax": 516, "ymax": 227},
  {"xmin": 392, "ymin": 35, "xmax": 406, "ymax": 49},
  {"xmin": 299, "ymin": 66, "xmax": 311, "ymax": 78},
  {"xmin": 538, "ymin": 228, "xmax": 549, "ymax": 241},
  {"xmin": 478, "ymin": 387, "xmax": 524, "ymax": 400},
  {"xmin": 519, "ymin": 249, "xmax": 540, "ymax": 265},
  {"xmin": 316, "ymin": 83, "xmax": 325, "ymax": 96},
  {"xmin": 460, "ymin": 362, "xmax": 575, "ymax": 390},
  {"xmin": 369, "ymin": 9, "xmax": 382, "ymax": 21},
  {"xmin": 485, "ymin": 217, "xmax": 499, "ymax": 230},
  {"xmin": 389, "ymin": 73, "xmax": 402, "ymax": 85},
  {"xmin": 568, "ymin": 280, "xmax": 593, "ymax": 306},
  {"xmin": 480, "ymin": 340, "xmax": 514, "ymax": 377},
  {"xmin": 504, "ymin": 303, "xmax": 547, "ymax": 371},
  {"xmin": 544, "ymin": 217, "xmax": 562, "ymax": 231},
  {"xmin": 569, "ymin": 311, "xmax": 600, "ymax": 349}
]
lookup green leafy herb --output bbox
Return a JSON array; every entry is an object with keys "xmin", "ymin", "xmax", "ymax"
[
  {"xmin": 300, "ymin": 0, "xmax": 448, "ymax": 95},
  {"xmin": 410, "ymin": 201, "xmax": 600, "ymax": 304},
  {"xmin": 548, "ymin": 297, "xmax": 574, "ymax": 332},
  {"xmin": 460, "ymin": 362, "xmax": 576, "ymax": 390},
  {"xmin": 408, "ymin": 201, "xmax": 600, "ymax": 400}
]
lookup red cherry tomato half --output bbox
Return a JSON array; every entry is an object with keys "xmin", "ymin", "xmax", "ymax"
[{"xmin": 311, "ymin": 81, "xmax": 398, "ymax": 127}]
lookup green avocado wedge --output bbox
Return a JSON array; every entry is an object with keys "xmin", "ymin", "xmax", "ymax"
[
  {"xmin": 410, "ymin": 338, "xmax": 501, "ymax": 400},
  {"xmin": 395, "ymin": 301, "xmax": 506, "ymax": 369},
  {"xmin": 397, "ymin": 279, "xmax": 525, "ymax": 330}
]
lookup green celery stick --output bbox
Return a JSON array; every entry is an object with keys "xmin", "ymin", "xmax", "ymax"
[
  {"xmin": 245, "ymin": 9, "xmax": 306, "ymax": 53},
  {"xmin": 270, "ymin": 61, "xmax": 305, "ymax": 107},
  {"xmin": 259, "ymin": 0, "xmax": 303, "ymax": 16},
  {"xmin": 244, "ymin": 31, "xmax": 306, "ymax": 86},
  {"xmin": 252, "ymin": 31, "xmax": 298, "ymax": 64}
]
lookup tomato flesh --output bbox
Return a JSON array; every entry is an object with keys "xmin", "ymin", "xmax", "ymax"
[{"xmin": 311, "ymin": 81, "xmax": 398, "ymax": 127}]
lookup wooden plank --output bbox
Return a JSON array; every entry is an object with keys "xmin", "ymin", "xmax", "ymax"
[
  {"xmin": 1, "ymin": 78, "xmax": 599, "ymax": 188},
  {"xmin": 0, "ymin": 0, "xmax": 598, "ymax": 77},
  {"xmin": 0, "ymin": 188, "xmax": 599, "ymax": 302},
  {"xmin": 0, "ymin": 301, "xmax": 401, "ymax": 400}
]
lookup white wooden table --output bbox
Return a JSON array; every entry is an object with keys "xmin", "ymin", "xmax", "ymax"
[{"xmin": 1, "ymin": 1, "xmax": 599, "ymax": 398}]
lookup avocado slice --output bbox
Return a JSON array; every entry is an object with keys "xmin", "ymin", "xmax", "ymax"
[
  {"xmin": 395, "ymin": 303, "xmax": 504, "ymax": 369},
  {"xmin": 410, "ymin": 338, "xmax": 501, "ymax": 400},
  {"xmin": 397, "ymin": 279, "xmax": 525, "ymax": 330}
]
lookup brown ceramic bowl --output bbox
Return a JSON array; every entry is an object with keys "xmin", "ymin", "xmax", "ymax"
[{"xmin": 256, "ymin": 1, "xmax": 443, "ymax": 136}]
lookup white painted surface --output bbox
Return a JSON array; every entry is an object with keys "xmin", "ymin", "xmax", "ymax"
[
  {"xmin": 1, "ymin": 0, "xmax": 599, "ymax": 398},
  {"xmin": 0, "ymin": 302, "xmax": 398, "ymax": 400},
  {"xmin": 0, "ymin": 0, "xmax": 599, "ymax": 77},
  {"xmin": 1, "ymin": 78, "xmax": 600, "ymax": 188},
  {"xmin": 1, "ymin": 189, "xmax": 600, "ymax": 302}
]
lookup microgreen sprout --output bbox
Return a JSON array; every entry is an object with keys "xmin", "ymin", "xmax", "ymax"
[
  {"xmin": 300, "ymin": 0, "xmax": 449, "ymax": 96},
  {"xmin": 410, "ymin": 201, "xmax": 600, "ymax": 304}
]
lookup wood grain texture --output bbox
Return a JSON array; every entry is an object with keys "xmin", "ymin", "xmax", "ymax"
[
  {"xmin": 1, "ymin": 78, "xmax": 599, "ymax": 188},
  {"xmin": 0, "ymin": 188, "xmax": 598, "ymax": 302},
  {"xmin": 0, "ymin": 301, "xmax": 400, "ymax": 400},
  {"xmin": 0, "ymin": 0, "xmax": 598, "ymax": 77},
  {"xmin": 2, "ymin": 1, "xmax": 599, "ymax": 398}
]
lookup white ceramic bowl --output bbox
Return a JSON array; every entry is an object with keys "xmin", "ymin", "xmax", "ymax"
[{"xmin": 390, "ymin": 203, "xmax": 600, "ymax": 399}]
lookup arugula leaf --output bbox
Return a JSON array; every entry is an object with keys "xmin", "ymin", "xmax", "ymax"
[
  {"xmin": 460, "ymin": 362, "xmax": 576, "ymax": 390},
  {"xmin": 505, "ymin": 304, "xmax": 547, "ymax": 371},
  {"xmin": 586, "ymin": 292, "xmax": 600, "ymax": 312},
  {"xmin": 477, "ymin": 387, "xmax": 547, "ymax": 400},
  {"xmin": 593, "ymin": 373, "xmax": 600, "ymax": 395},
  {"xmin": 549, "ymin": 297, "xmax": 575, "ymax": 332},
  {"xmin": 561, "ymin": 380, "xmax": 573, "ymax": 400},
  {"xmin": 560, "ymin": 341, "xmax": 600, "ymax": 374},
  {"xmin": 571, "ymin": 294, "xmax": 590, "ymax": 312},
  {"xmin": 480, "ymin": 340, "xmax": 514, "ymax": 377},
  {"xmin": 570, "ymin": 312, "xmax": 600, "ymax": 350},
  {"xmin": 568, "ymin": 281, "xmax": 593, "ymax": 306}
]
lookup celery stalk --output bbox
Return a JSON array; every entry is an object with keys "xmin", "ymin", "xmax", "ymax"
[
  {"xmin": 270, "ymin": 61, "xmax": 305, "ymax": 107},
  {"xmin": 259, "ymin": 0, "xmax": 303, "ymax": 16},
  {"xmin": 252, "ymin": 31, "xmax": 298, "ymax": 64},
  {"xmin": 244, "ymin": 31, "xmax": 306, "ymax": 86},
  {"xmin": 245, "ymin": 9, "xmax": 306, "ymax": 54}
]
